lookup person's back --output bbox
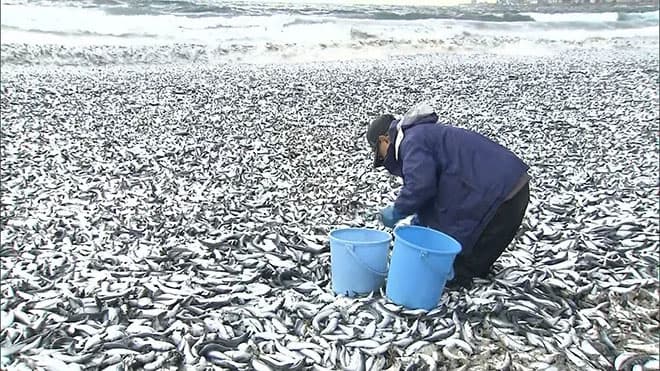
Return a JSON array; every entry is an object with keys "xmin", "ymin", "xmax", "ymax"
[
  {"xmin": 400, "ymin": 122, "xmax": 528, "ymax": 254},
  {"xmin": 368, "ymin": 105, "xmax": 531, "ymax": 287}
]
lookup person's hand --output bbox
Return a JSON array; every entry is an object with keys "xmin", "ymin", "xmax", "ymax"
[{"xmin": 380, "ymin": 205, "xmax": 405, "ymax": 228}]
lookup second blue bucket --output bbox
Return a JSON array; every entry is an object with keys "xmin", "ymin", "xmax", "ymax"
[
  {"xmin": 329, "ymin": 228, "xmax": 391, "ymax": 297},
  {"xmin": 386, "ymin": 225, "xmax": 462, "ymax": 310}
]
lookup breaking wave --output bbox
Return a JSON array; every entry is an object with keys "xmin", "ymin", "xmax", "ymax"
[{"xmin": 1, "ymin": 0, "xmax": 657, "ymax": 66}]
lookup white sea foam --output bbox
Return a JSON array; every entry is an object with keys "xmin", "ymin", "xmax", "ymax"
[{"xmin": 1, "ymin": 0, "xmax": 657, "ymax": 65}]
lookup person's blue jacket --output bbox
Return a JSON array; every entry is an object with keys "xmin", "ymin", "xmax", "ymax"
[{"xmin": 382, "ymin": 109, "xmax": 529, "ymax": 255}]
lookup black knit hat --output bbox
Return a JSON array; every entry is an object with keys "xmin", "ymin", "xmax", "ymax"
[{"xmin": 366, "ymin": 114, "xmax": 395, "ymax": 168}]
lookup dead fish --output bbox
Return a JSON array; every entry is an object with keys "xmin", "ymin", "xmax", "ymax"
[{"xmin": 1, "ymin": 52, "xmax": 658, "ymax": 371}]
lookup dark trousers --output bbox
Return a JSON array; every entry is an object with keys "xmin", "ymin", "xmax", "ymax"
[{"xmin": 452, "ymin": 182, "xmax": 530, "ymax": 283}]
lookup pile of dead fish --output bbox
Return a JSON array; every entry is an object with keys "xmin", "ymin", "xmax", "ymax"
[{"xmin": 0, "ymin": 49, "xmax": 658, "ymax": 371}]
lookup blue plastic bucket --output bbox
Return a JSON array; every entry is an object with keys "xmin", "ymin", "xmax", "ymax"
[
  {"xmin": 329, "ymin": 228, "xmax": 391, "ymax": 297},
  {"xmin": 386, "ymin": 225, "xmax": 462, "ymax": 310}
]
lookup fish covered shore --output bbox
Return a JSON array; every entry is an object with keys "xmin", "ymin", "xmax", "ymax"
[{"xmin": 1, "ymin": 49, "xmax": 659, "ymax": 371}]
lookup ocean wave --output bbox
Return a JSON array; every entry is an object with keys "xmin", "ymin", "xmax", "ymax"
[
  {"xmin": 522, "ymin": 20, "xmax": 653, "ymax": 30},
  {"xmin": 617, "ymin": 10, "xmax": 660, "ymax": 22},
  {"xmin": 1, "ymin": 0, "xmax": 657, "ymax": 58},
  {"xmin": 100, "ymin": 1, "xmax": 240, "ymax": 17},
  {"xmin": 91, "ymin": 0, "xmax": 125, "ymax": 6},
  {"xmin": 342, "ymin": 10, "xmax": 535, "ymax": 22},
  {"xmin": 191, "ymin": 23, "xmax": 259, "ymax": 30},
  {"xmin": 525, "ymin": 11, "xmax": 619, "ymax": 22},
  {"xmin": 4, "ymin": 0, "xmax": 658, "ymax": 30},
  {"xmin": 283, "ymin": 18, "xmax": 331, "ymax": 28},
  {"xmin": 91, "ymin": 0, "xmax": 657, "ymax": 25},
  {"xmin": 526, "ymin": 10, "xmax": 659, "ymax": 25},
  {"xmin": 0, "ymin": 25, "xmax": 159, "ymax": 39}
]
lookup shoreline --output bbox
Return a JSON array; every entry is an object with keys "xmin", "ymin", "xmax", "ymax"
[{"xmin": 1, "ymin": 40, "xmax": 658, "ymax": 71}]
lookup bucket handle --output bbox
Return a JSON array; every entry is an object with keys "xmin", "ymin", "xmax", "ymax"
[
  {"xmin": 420, "ymin": 250, "xmax": 455, "ymax": 281},
  {"xmin": 346, "ymin": 243, "xmax": 387, "ymax": 277}
]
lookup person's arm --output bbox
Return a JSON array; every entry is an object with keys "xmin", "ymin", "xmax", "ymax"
[{"xmin": 393, "ymin": 140, "xmax": 437, "ymax": 216}]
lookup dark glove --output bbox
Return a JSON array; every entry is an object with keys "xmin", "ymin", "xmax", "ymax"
[{"xmin": 380, "ymin": 205, "xmax": 405, "ymax": 228}]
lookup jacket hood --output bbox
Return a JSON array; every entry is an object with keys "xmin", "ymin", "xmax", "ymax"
[
  {"xmin": 386, "ymin": 111, "xmax": 438, "ymax": 138},
  {"xmin": 398, "ymin": 103, "xmax": 439, "ymax": 130},
  {"xmin": 382, "ymin": 104, "xmax": 438, "ymax": 176}
]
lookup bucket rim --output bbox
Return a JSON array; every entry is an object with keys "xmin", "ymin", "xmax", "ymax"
[
  {"xmin": 329, "ymin": 227, "xmax": 392, "ymax": 245},
  {"xmin": 393, "ymin": 225, "xmax": 462, "ymax": 254}
]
